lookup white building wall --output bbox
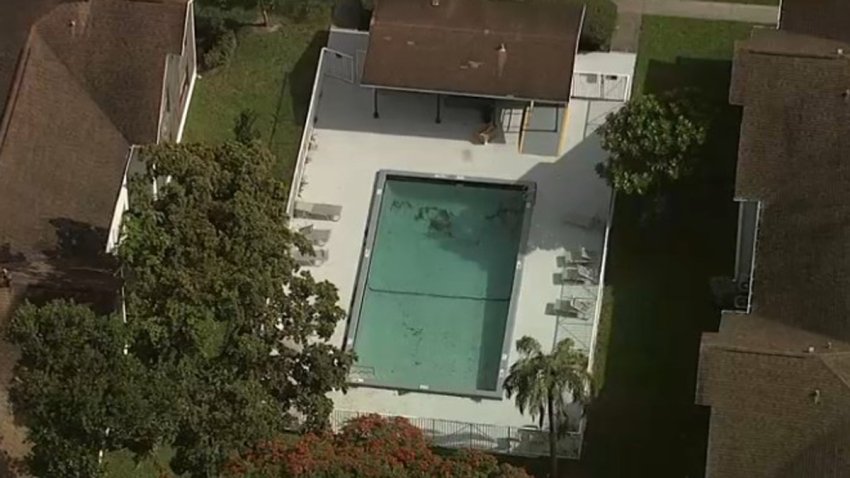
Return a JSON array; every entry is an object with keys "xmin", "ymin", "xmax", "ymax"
[{"xmin": 106, "ymin": 1, "xmax": 197, "ymax": 253}]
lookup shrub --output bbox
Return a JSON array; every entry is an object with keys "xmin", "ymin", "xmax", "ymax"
[
  {"xmin": 202, "ymin": 28, "xmax": 237, "ymax": 71},
  {"xmin": 224, "ymin": 415, "xmax": 532, "ymax": 478},
  {"xmin": 596, "ymin": 92, "xmax": 709, "ymax": 195},
  {"xmin": 233, "ymin": 109, "xmax": 261, "ymax": 144},
  {"xmin": 530, "ymin": 0, "xmax": 618, "ymax": 51},
  {"xmin": 579, "ymin": 0, "xmax": 617, "ymax": 51}
]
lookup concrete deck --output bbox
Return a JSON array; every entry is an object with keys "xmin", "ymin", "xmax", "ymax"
[{"xmin": 291, "ymin": 29, "xmax": 636, "ymax": 457}]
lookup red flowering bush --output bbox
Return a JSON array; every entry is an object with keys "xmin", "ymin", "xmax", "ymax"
[{"xmin": 224, "ymin": 415, "xmax": 530, "ymax": 478}]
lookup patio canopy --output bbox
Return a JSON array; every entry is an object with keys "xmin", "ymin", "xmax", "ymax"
[{"xmin": 361, "ymin": 0, "xmax": 585, "ymax": 103}]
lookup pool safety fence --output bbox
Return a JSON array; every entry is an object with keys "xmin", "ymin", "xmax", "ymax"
[{"xmin": 330, "ymin": 409, "xmax": 582, "ymax": 459}]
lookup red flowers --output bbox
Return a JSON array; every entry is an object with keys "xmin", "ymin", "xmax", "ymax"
[{"xmin": 224, "ymin": 415, "xmax": 530, "ymax": 478}]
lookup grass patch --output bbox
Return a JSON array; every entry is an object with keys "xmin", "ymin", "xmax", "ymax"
[
  {"xmin": 103, "ymin": 447, "xmax": 178, "ymax": 477},
  {"xmin": 582, "ymin": 16, "xmax": 756, "ymax": 478},
  {"xmin": 633, "ymin": 17, "xmax": 757, "ymax": 96},
  {"xmin": 183, "ymin": 10, "xmax": 330, "ymax": 182}
]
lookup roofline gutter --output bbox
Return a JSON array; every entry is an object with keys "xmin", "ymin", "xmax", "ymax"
[
  {"xmin": 576, "ymin": 4, "xmax": 586, "ymax": 57},
  {"xmin": 175, "ymin": 0, "xmax": 197, "ymax": 143},
  {"xmin": 359, "ymin": 83, "xmax": 569, "ymax": 105}
]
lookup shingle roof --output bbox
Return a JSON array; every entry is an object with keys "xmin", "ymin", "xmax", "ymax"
[
  {"xmin": 730, "ymin": 30, "xmax": 850, "ymax": 340},
  {"xmin": 697, "ymin": 24, "xmax": 850, "ymax": 478},
  {"xmin": 698, "ymin": 329, "xmax": 850, "ymax": 478},
  {"xmin": 0, "ymin": 0, "xmax": 186, "ymax": 277},
  {"xmin": 361, "ymin": 0, "xmax": 584, "ymax": 102},
  {"xmin": 780, "ymin": 0, "xmax": 850, "ymax": 44},
  {"xmin": 0, "ymin": 0, "xmax": 64, "ymax": 118}
]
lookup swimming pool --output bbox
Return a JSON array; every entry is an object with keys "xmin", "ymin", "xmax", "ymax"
[{"xmin": 347, "ymin": 171, "xmax": 534, "ymax": 398}]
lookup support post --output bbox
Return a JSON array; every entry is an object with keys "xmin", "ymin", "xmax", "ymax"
[
  {"xmin": 372, "ymin": 89, "xmax": 379, "ymax": 119},
  {"xmin": 435, "ymin": 94, "xmax": 442, "ymax": 124}
]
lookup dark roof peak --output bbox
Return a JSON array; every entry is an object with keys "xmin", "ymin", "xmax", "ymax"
[{"xmin": 361, "ymin": 0, "xmax": 584, "ymax": 102}]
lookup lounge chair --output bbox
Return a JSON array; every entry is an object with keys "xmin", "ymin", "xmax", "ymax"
[
  {"xmin": 294, "ymin": 201, "xmax": 342, "ymax": 221},
  {"xmin": 545, "ymin": 298, "xmax": 595, "ymax": 319},
  {"xmin": 554, "ymin": 265, "xmax": 597, "ymax": 285},
  {"xmin": 291, "ymin": 247, "xmax": 329, "ymax": 266},
  {"xmin": 298, "ymin": 224, "xmax": 331, "ymax": 246},
  {"xmin": 556, "ymin": 247, "xmax": 594, "ymax": 267}
]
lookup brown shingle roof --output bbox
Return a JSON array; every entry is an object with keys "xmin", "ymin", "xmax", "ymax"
[
  {"xmin": 780, "ymin": 0, "xmax": 850, "ymax": 44},
  {"xmin": 730, "ymin": 30, "xmax": 850, "ymax": 340},
  {"xmin": 361, "ymin": 0, "xmax": 584, "ymax": 102},
  {"xmin": 698, "ymin": 327, "xmax": 850, "ymax": 478},
  {"xmin": 698, "ymin": 24, "xmax": 850, "ymax": 478},
  {"xmin": 0, "ymin": 0, "xmax": 186, "ymax": 272},
  {"xmin": 0, "ymin": 0, "xmax": 64, "ymax": 118}
]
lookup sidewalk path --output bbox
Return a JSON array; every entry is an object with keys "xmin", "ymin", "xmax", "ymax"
[
  {"xmin": 611, "ymin": 0, "xmax": 778, "ymax": 52},
  {"xmin": 618, "ymin": 0, "xmax": 779, "ymax": 23}
]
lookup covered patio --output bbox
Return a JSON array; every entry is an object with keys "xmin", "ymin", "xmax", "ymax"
[{"xmin": 359, "ymin": 0, "xmax": 585, "ymax": 157}]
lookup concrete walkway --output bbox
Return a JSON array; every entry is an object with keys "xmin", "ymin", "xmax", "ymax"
[
  {"xmin": 618, "ymin": 0, "xmax": 779, "ymax": 23},
  {"xmin": 611, "ymin": 0, "xmax": 779, "ymax": 52}
]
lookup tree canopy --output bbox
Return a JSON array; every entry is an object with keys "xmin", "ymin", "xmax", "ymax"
[
  {"xmin": 224, "ymin": 414, "xmax": 531, "ymax": 478},
  {"xmin": 596, "ymin": 92, "xmax": 708, "ymax": 195},
  {"xmin": 5, "ymin": 300, "xmax": 174, "ymax": 478},
  {"xmin": 6, "ymin": 142, "xmax": 353, "ymax": 477},
  {"xmin": 504, "ymin": 337, "xmax": 592, "ymax": 478}
]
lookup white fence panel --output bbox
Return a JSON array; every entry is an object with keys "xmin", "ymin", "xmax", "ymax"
[{"xmin": 325, "ymin": 49, "xmax": 355, "ymax": 83}]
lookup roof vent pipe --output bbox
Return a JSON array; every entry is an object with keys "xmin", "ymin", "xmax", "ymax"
[
  {"xmin": 497, "ymin": 43, "xmax": 507, "ymax": 78},
  {"xmin": 431, "ymin": 0, "xmax": 440, "ymax": 6}
]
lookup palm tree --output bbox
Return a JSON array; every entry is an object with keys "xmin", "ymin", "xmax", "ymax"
[{"xmin": 503, "ymin": 336, "xmax": 593, "ymax": 478}]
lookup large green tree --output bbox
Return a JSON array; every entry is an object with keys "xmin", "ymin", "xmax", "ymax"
[
  {"xmin": 6, "ymin": 142, "xmax": 353, "ymax": 477},
  {"xmin": 119, "ymin": 142, "xmax": 353, "ymax": 475},
  {"xmin": 5, "ymin": 300, "xmax": 178, "ymax": 478},
  {"xmin": 596, "ymin": 92, "xmax": 708, "ymax": 195},
  {"xmin": 503, "ymin": 337, "xmax": 592, "ymax": 478}
]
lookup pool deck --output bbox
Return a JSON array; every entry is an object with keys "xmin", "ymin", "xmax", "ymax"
[{"xmin": 291, "ymin": 29, "xmax": 636, "ymax": 458}]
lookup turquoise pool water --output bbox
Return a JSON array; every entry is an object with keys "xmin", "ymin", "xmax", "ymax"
[{"xmin": 351, "ymin": 175, "xmax": 529, "ymax": 395}]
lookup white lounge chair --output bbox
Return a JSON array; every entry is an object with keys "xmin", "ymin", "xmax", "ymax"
[
  {"xmin": 554, "ymin": 265, "xmax": 597, "ymax": 285},
  {"xmin": 298, "ymin": 224, "xmax": 331, "ymax": 246},
  {"xmin": 545, "ymin": 298, "xmax": 595, "ymax": 318},
  {"xmin": 291, "ymin": 247, "xmax": 328, "ymax": 266},
  {"xmin": 556, "ymin": 247, "xmax": 594, "ymax": 267},
  {"xmin": 294, "ymin": 201, "xmax": 342, "ymax": 221}
]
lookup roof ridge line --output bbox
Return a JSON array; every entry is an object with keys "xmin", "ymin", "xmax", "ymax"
[
  {"xmin": 32, "ymin": 26, "xmax": 130, "ymax": 146},
  {"xmin": 748, "ymin": 49, "xmax": 847, "ymax": 61},
  {"xmin": 374, "ymin": 21, "xmax": 574, "ymax": 42},
  {"xmin": 0, "ymin": 28, "xmax": 36, "ymax": 155},
  {"xmin": 820, "ymin": 355, "xmax": 850, "ymax": 391},
  {"xmin": 709, "ymin": 344, "xmax": 813, "ymax": 359}
]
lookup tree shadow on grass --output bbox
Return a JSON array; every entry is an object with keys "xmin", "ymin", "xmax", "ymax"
[
  {"xmin": 579, "ymin": 57, "xmax": 741, "ymax": 478},
  {"xmin": 289, "ymin": 30, "xmax": 330, "ymax": 129},
  {"xmin": 267, "ymin": 30, "xmax": 328, "ymax": 179}
]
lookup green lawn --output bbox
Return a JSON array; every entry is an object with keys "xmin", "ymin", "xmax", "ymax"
[
  {"xmin": 183, "ymin": 11, "xmax": 330, "ymax": 182},
  {"xmin": 632, "ymin": 17, "xmax": 757, "ymax": 96},
  {"xmin": 104, "ymin": 447, "xmax": 177, "ymax": 477},
  {"xmin": 583, "ymin": 16, "xmax": 756, "ymax": 478}
]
